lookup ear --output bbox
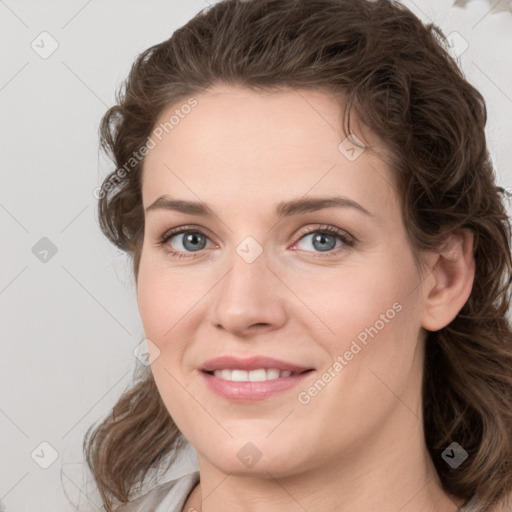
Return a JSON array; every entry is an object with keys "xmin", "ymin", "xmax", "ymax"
[{"xmin": 421, "ymin": 228, "xmax": 476, "ymax": 332}]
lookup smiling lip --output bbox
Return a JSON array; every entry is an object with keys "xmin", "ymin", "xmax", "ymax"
[{"xmin": 199, "ymin": 356, "xmax": 315, "ymax": 402}]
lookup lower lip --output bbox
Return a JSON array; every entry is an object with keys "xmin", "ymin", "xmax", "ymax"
[{"xmin": 200, "ymin": 370, "xmax": 315, "ymax": 402}]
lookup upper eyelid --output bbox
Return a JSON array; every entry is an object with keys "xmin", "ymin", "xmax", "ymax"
[
  {"xmin": 161, "ymin": 225, "xmax": 215, "ymax": 243},
  {"xmin": 161, "ymin": 223, "xmax": 350, "ymax": 238}
]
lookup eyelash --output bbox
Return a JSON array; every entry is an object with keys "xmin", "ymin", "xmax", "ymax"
[{"xmin": 157, "ymin": 224, "xmax": 355, "ymax": 259}]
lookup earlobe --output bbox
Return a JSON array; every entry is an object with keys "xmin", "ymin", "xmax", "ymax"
[{"xmin": 421, "ymin": 228, "xmax": 476, "ymax": 332}]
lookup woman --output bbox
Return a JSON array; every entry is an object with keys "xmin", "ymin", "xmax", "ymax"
[{"xmin": 83, "ymin": 1, "xmax": 512, "ymax": 511}]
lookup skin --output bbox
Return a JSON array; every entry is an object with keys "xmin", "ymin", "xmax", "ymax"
[{"xmin": 136, "ymin": 85, "xmax": 475, "ymax": 512}]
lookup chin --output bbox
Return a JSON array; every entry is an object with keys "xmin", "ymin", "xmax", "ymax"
[{"xmin": 195, "ymin": 435, "xmax": 311, "ymax": 477}]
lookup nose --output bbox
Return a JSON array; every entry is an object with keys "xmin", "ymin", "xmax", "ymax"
[{"xmin": 208, "ymin": 246, "xmax": 288, "ymax": 337}]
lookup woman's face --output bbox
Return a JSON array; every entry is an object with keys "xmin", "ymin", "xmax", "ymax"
[{"xmin": 137, "ymin": 85, "xmax": 432, "ymax": 477}]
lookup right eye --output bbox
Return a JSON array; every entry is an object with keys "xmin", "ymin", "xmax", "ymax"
[{"xmin": 159, "ymin": 227, "xmax": 215, "ymax": 258}]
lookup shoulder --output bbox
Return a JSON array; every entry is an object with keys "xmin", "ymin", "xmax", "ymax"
[{"xmin": 115, "ymin": 470, "xmax": 200, "ymax": 512}]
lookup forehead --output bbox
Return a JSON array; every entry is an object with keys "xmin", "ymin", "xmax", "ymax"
[{"xmin": 141, "ymin": 85, "xmax": 397, "ymax": 219}]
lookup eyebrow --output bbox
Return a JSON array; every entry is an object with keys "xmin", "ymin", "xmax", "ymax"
[{"xmin": 145, "ymin": 195, "xmax": 374, "ymax": 218}]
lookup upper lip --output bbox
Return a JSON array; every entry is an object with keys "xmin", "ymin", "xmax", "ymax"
[{"xmin": 200, "ymin": 356, "xmax": 313, "ymax": 373}]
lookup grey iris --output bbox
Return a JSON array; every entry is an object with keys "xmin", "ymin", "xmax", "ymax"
[
  {"xmin": 183, "ymin": 232, "xmax": 207, "ymax": 251},
  {"xmin": 312, "ymin": 233, "xmax": 336, "ymax": 252}
]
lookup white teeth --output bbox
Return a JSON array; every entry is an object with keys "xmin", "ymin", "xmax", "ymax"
[
  {"xmin": 212, "ymin": 368, "xmax": 297, "ymax": 382},
  {"xmin": 266, "ymin": 368, "xmax": 280, "ymax": 380},
  {"xmin": 231, "ymin": 370, "xmax": 248, "ymax": 381},
  {"xmin": 248, "ymin": 369, "xmax": 267, "ymax": 381}
]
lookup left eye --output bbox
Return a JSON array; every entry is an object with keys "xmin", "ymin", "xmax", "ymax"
[{"xmin": 294, "ymin": 231, "xmax": 344, "ymax": 252}]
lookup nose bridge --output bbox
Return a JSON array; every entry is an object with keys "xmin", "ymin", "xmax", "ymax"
[
  {"xmin": 219, "ymin": 239, "xmax": 270, "ymax": 309},
  {"xmin": 209, "ymin": 237, "xmax": 286, "ymax": 333},
  {"xmin": 237, "ymin": 236, "xmax": 271, "ymax": 283}
]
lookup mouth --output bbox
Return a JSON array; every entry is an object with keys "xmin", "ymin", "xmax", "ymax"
[{"xmin": 198, "ymin": 355, "xmax": 315, "ymax": 401}]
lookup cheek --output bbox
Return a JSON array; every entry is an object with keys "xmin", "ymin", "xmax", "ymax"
[
  {"xmin": 298, "ymin": 266, "xmax": 402, "ymax": 332},
  {"xmin": 300, "ymin": 253, "xmax": 420, "ymax": 365},
  {"xmin": 136, "ymin": 262, "xmax": 198, "ymax": 425},
  {"xmin": 136, "ymin": 263, "xmax": 170, "ymax": 341},
  {"xmin": 136, "ymin": 254, "xmax": 204, "ymax": 343},
  {"xmin": 136, "ymin": 254, "xmax": 214, "ymax": 393}
]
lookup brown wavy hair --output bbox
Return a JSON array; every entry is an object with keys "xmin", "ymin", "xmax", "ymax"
[{"xmin": 83, "ymin": 0, "xmax": 512, "ymax": 510}]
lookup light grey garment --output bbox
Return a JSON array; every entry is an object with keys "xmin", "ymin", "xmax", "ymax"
[{"xmin": 115, "ymin": 470, "xmax": 497, "ymax": 512}]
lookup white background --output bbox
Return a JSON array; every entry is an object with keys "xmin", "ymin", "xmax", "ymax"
[{"xmin": 0, "ymin": 1, "xmax": 511, "ymax": 511}]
